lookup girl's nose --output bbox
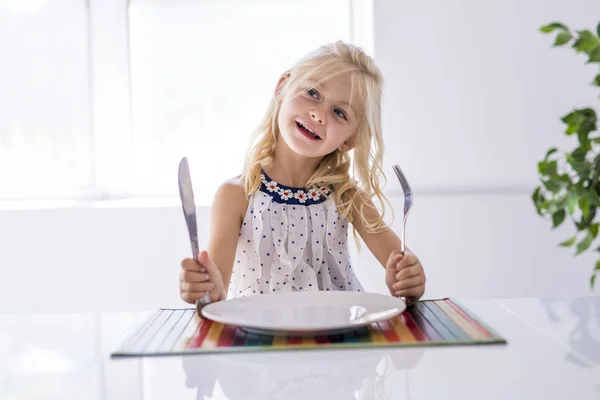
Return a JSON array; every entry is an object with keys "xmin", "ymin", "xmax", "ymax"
[{"xmin": 310, "ymin": 110, "xmax": 325, "ymax": 124}]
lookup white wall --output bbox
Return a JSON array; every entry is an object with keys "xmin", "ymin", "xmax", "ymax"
[
  {"xmin": 373, "ymin": 0, "xmax": 600, "ymax": 296},
  {"xmin": 375, "ymin": 0, "xmax": 600, "ymax": 191},
  {"xmin": 1, "ymin": 0, "xmax": 600, "ymax": 313}
]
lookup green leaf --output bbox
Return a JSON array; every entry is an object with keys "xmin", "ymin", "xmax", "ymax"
[
  {"xmin": 577, "ymin": 119, "xmax": 596, "ymax": 138},
  {"xmin": 544, "ymin": 147, "xmax": 558, "ymax": 160},
  {"xmin": 574, "ymin": 180, "xmax": 586, "ymax": 196},
  {"xmin": 562, "ymin": 110, "xmax": 585, "ymax": 125},
  {"xmin": 554, "ymin": 32, "xmax": 573, "ymax": 46},
  {"xmin": 596, "ymin": 259, "xmax": 600, "ymax": 271},
  {"xmin": 579, "ymin": 108, "xmax": 597, "ymax": 120},
  {"xmin": 566, "ymin": 124, "xmax": 579, "ymax": 135},
  {"xmin": 579, "ymin": 119, "xmax": 597, "ymax": 134},
  {"xmin": 538, "ymin": 161, "xmax": 547, "ymax": 176},
  {"xmin": 572, "ymin": 147, "xmax": 588, "ymax": 161},
  {"xmin": 593, "ymin": 74, "xmax": 600, "ymax": 86},
  {"xmin": 572, "ymin": 30, "xmax": 600, "ymax": 54},
  {"xmin": 578, "ymin": 30, "xmax": 599, "ymax": 42},
  {"xmin": 532, "ymin": 186, "xmax": 541, "ymax": 202},
  {"xmin": 580, "ymin": 165, "xmax": 593, "ymax": 178},
  {"xmin": 588, "ymin": 45, "xmax": 600, "ymax": 62},
  {"xmin": 576, "ymin": 231, "xmax": 594, "ymax": 254},
  {"xmin": 532, "ymin": 187, "xmax": 542, "ymax": 214},
  {"xmin": 552, "ymin": 209, "xmax": 566, "ymax": 228},
  {"xmin": 559, "ymin": 236, "xmax": 576, "ymax": 247},
  {"xmin": 548, "ymin": 197, "xmax": 569, "ymax": 214},
  {"xmin": 587, "ymin": 190, "xmax": 600, "ymax": 207},
  {"xmin": 578, "ymin": 130, "xmax": 591, "ymax": 148},
  {"xmin": 577, "ymin": 121, "xmax": 596, "ymax": 148},
  {"xmin": 591, "ymin": 273, "xmax": 597, "ymax": 289},
  {"xmin": 591, "ymin": 223, "xmax": 600, "ymax": 238},
  {"xmin": 539, "ymin": 199, "xmax": 552, "ymax": 213},
  {"xmin": 579, "ymin": 197, "xmax": 591, "ymax": 217},
  {"xmin": 581, "ymin": 206, "xmax": 597, "ymax": 229},
  {"xmin": 538, "ymin": 160, "xmax": 558, "ymax": 176},
  {"xmin": 567, "ymin": 154, "xmax": 590, "ymax": 178},
  {"xmin": 556, "ymin": 173, "xmax": 572, "ymax": 185},
  {"xmin": 568, "ymin": 192, "xmax": 578, "ymax": 214},
  {"xmin": 576, "ymin": 168, "xmax": 592, "ymax": 181},
  {"xmin": 573, "ymin": 38, "xmax": 599, "ymax": 55},
  {"xmin": 542, "ymin": 179, "xmax": 563, "ymax": 193},
  {"xmin": 540, "ymin": 22, "xmax": 569, "ymax": 33},
  {"xmin": 565, "ymin": 107, "xmax": 595, "ymax": 130},
  {"xmin": 532, "ymin": 187, "xmax": 546, "ymax": 215},
  {"xmin": 597, "ymin": 21, "xmax": 600, "ymax": 38}
]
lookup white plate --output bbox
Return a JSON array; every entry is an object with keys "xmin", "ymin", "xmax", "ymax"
[{"xmin": 200, "ymin": 291, "xmax": 406, "ymax": 336}]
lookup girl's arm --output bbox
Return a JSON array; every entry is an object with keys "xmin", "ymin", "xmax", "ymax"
[
  {"xmin": 350, "ymin": 191, "xmax": 426, "ymax": 301},
  {"xmin": 350, "ymin": 192, "xmax": 402, "ymax": 266},
  {"xmin": 206, "ymin": 178, "xmax": 248, "ymax": 297}
]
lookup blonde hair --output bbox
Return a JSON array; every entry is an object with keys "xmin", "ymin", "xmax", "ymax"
[{"xmin": 241, "ymin": 41, "xmax": 391, "ymax": 241}]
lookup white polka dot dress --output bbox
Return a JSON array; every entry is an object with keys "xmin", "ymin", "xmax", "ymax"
[{"xmin": 227, "ymin": 171, "xmax": 365, "ymax": 298}]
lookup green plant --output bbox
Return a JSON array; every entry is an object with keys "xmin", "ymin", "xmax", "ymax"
[{"xmin": 532, "ymin": 21, "xmax": 600, "ymax": 289}]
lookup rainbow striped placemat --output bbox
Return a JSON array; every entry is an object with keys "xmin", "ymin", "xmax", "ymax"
[{"xmin": 111, "ymin": 298, "xmax": 506, "ymax": 357}]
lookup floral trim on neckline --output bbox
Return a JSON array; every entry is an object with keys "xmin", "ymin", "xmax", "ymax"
[{"xmin": 260, "ymin": 170, "xmax": 332, "ymax": 205}]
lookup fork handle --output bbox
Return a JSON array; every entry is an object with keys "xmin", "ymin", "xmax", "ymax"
[{"xmin": 400, "ymin": 216, "xmax": 407, "ymax": 255}]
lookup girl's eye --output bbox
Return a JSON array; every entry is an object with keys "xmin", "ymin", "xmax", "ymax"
[
  {"xmin": 307, "ymin": 88, "xmax": 320, "ymax": 99},
  {"xmin": 334, "ymin": 109, "xmax": 347, "ymax": 120}
]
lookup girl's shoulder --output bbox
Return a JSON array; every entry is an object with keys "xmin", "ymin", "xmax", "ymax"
[{"xmin": 212, "ymin": 176, "xmax": 249, "ymax": 223}]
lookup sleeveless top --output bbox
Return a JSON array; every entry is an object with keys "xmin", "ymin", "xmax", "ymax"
[{"xmin": 227, "ymin": 171, "xmax": 365, "ymax": 298}]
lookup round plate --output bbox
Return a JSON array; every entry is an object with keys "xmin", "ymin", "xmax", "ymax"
[{"xmin": 200, "ymin": 291, "xmax": 406, "ymax": 336}]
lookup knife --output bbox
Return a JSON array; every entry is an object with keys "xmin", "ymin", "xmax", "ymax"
[{"xmin": 178, "ymin": 157, "xmax": 211, "ymax": 307}]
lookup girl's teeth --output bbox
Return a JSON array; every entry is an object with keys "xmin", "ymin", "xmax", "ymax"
[
  {"xmin": 297, "ymin": 121, "xmax": 320, "ymax": 139},
  {"xmin": 302, "ymin": 123, "xmax": 313, "ymax": 134}
]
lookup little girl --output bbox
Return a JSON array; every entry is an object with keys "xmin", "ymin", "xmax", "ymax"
[{"xmin": 179, "ymin": 41, "xmax": 426, "ymax": 305}]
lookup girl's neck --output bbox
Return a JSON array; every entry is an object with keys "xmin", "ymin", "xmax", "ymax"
[{"xmin": 264, "ymin": 138, "xmax": 322, "ymax": 188}]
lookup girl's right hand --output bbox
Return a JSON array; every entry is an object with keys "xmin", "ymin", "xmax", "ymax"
[{"xmin": 180, "ymin": 250, "xmax": 226, "ymax": 304}]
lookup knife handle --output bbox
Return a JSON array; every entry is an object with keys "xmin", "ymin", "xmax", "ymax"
[
  {"xmin": 196, "ymin": 293, "xmax": 212, "ymax": 308},
  {"xmin": 190, "ymin": 235, "xmax": 200, "ymax": 264},
  {"xmin": 191, "ymin": 239, "xmax": 211, "ymax": 307}
]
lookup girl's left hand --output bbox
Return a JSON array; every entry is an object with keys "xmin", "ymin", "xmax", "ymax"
[{"xmin": 385, "ymin": 249, "xmax": 426, "ymax": 302}]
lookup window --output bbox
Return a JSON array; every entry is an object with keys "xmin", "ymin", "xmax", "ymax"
[
  {"xmin": 0, "ymin": 0, "xmax": 92, "ymax": 200},
  {"xmin": 129, "ymin": 0, "xmax": 352, "ymax": 198},
  {"xmin": 0, "ymin": 0, "xmax": 371, "ymax": 202}
]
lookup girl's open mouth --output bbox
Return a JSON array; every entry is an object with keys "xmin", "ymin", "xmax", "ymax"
[{"xmin": 296, "ymin": 121, "xmax": 321, "ymax": 141}]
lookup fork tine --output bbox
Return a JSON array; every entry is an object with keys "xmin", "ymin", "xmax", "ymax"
[
  {"xmin": 392, "ymin": 164, "xmax": 413, "ymax": 258},
  {"xmin": 392, "ymin": 164, "xmax": 412, "ymax": 195}
]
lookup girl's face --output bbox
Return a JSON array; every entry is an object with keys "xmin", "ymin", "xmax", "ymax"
[{"xmin": 277, "ymin": 72, "xmax": 360, "ymax": 159}]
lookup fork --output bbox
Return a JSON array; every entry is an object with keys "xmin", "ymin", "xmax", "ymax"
[
  {"xmin": 392, "ymin": 164, "xmax": 413, "ymax": 256},
  {"xmin": 392, "ymin": 164, "xmax": 417, "ymax": 306}
]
